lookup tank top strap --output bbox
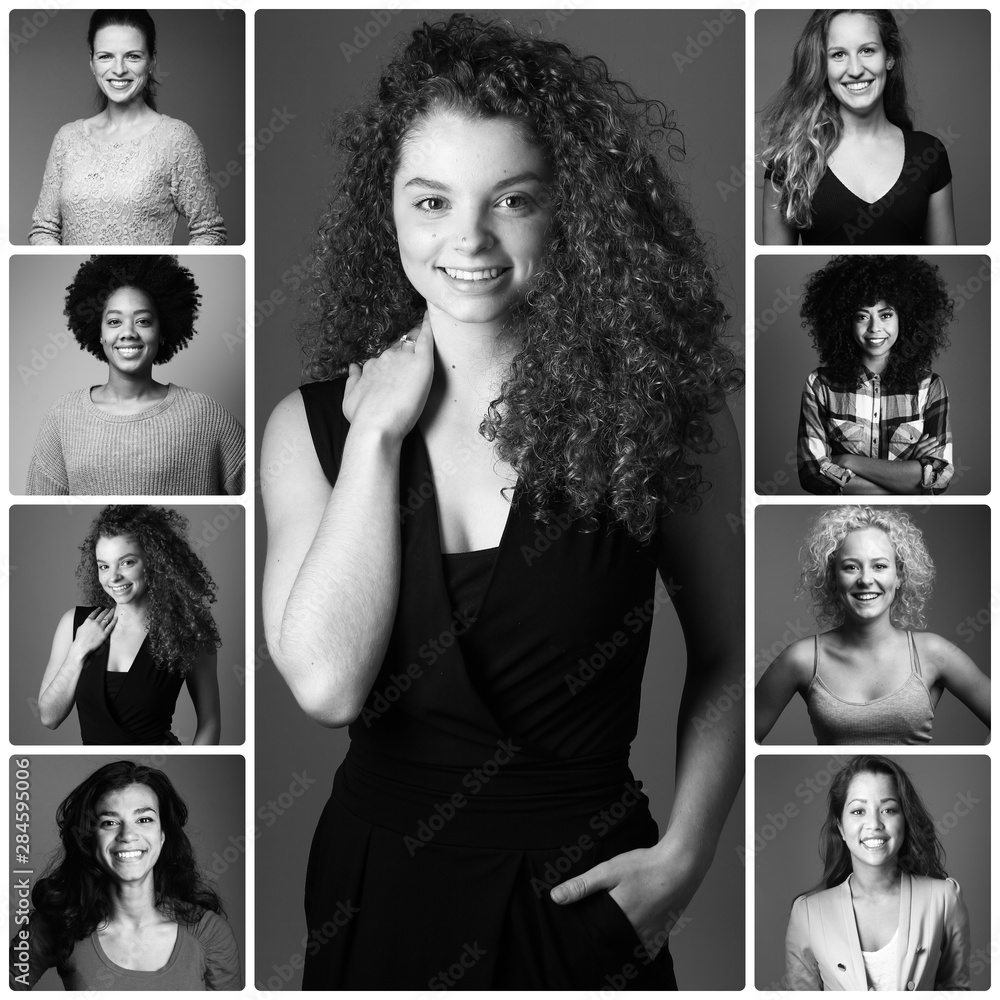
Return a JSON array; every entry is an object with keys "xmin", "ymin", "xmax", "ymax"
[
  {"xmin": 907, "ymin": 631, "xmax": 923, "ymax": 678},
  {"xmin": 812, "ymin": 633, "xmax": 821, "ymax": 681}
]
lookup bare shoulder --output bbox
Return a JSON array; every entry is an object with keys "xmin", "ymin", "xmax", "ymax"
[
  {"xmin": 770, "ymin": 636, "xmax": 815, "ymax": 686},
  {"xmin": 912, "ymin": 631, "xmax": 967, "ymax": 666},
  {"xmin": 261, "ymin": 390, "xmax": 330, "ymax": 522}
]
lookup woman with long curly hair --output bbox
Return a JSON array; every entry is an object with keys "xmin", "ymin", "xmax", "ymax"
[
  {"xmin": 261, "ymin": 13, "xmax": 743, "ymax": 990},
  {"xmin": 760, "ymin": 10, "xmax": 956, "ymax": 245},
  {"xmin": 796, "ymin": 255, "xmax": 953, "ymax": 495},
  {"xmin": 784, "ymin": 755, "xmax": 970, "ymax": 990},
  {"xmin": 38, "ymin": 506, "xmax": 223, "ymax": 744},
  {"xmin": 755, "ymin": 506, "xmax": 989, "ymax": 744},
  {"xmin": 9, "ymin": 760, "xmax": 241, "ymax": 989},
  {"xmin": 26, "ymin": 254, "xmax": 244, "ymax": 496},
  {"xmin": 29, "ymin": 9, "xmax": 225, "ymax": 245}
]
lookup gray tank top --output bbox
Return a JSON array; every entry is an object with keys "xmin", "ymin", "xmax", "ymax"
[{"xmin": 806, "ymin": 632, "xmax": 934, "ymax": 745}]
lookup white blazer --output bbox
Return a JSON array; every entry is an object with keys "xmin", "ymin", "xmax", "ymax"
[{"xmin": 784, "ymin": 874, "xmax": 970, "ymax": 990}]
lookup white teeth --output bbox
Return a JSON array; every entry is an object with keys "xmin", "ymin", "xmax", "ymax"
[
  {"xmin": 115, "ymin": 850, "xmax": 143, "ymax": 859},
  {"xmin": 854, "ymin": 593, "xmax": 880, "ymax": 601},
  {"xmin": 846, "ymin": 81, "xmax": 872, "ymax": 91},
  {"xmin": 443, "ymin": 267, "xmax": 506, "ymax": 281},
  {"xmin": 862, "ymin": 839, "xmax": 886, "ymax": 847},
  {"xmin": 111, "ymin": 584, "xmax": 131, "ymax": 593}
]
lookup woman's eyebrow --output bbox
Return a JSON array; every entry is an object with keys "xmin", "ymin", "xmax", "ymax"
[{"xmin": 403, "ymin": 171, "xmax": 548, "ymax": 191}]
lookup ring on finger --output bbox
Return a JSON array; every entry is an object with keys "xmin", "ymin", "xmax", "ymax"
[{"xmin": 399, "ymin": 334, "xmax": 415, "ymax": 347}]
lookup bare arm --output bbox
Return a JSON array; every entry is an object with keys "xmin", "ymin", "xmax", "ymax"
[
  {"xmin": 920, "ymin": 633, "xmax": 990, "ymax": 731},
  {"xmin": 38, "ymin": 608, "xmax": 115, "ymax": 729},
  {"xmin": 186, "ymin": 649, "xmax": 221, "ymax": 745},
  {"xmin": 761, "ymin": 183, "xmax": 799, "ymax": 245},
  {"xmin": 261, "ymin": 318, "xmax": 433, "ymax": 727},
  {"xmin": 925, "ymin": 182, "xmax": 957, "ymax": 245},
  {"xmin": 755, "ymin": 641, "xmax": 811, "ymax": 742}
]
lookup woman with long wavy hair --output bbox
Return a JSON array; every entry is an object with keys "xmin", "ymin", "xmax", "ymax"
[
  {"xmin": 756, "ymin": 506, "xmax": 989, "ymax": 744},
  {"xmin": 28, "ymin": 9, "xmax": 225, "ymax": 245},
  {"xmin": 9, "ymin": 760, "xmax": 240, "ymax": 989},
  {"xmin": 261, "ymin": 13, "xmax": 743, "ymax": 990},
  {"xmin": 760, "ymin": 9, "xmax": 956, "ymax": 245},
  {"xmin": 795, "ymin": 255, "xmax": 954, "ymax": 496},
  {"xmin": 784, "ymin": 755, "xmax": 970, "ymax": 990},
  {"xmin": 38, "ymin": 506, "xmax": 223, "ymax": 744}
]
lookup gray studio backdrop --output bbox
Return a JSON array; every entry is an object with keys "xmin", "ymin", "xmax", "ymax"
[
  {"xmin": 755, "ymin": 505, "xmax": 990, "ymax": 746},
  {"xmin": 754, "ymin": 9, "xmax": 990, "ymax": 245},
  {"xmin": 9, "ymin": 504, "xmax": 245, "ymax": 746},
  {"xmin": 754, "ymin": 254, "xmax": 991, "ymax": 496},
  {"xmin": 8, "ymin": 8, "xmax": 246, "ymax": 244},
  {"xmin": 7, "ymin": 754, "xmax": 245, "ymax": 991},
  {"xmin": 253, "ymin": 9, "xmax": 746, "ymax": 991},
  {"xmin": 754, "ymin": 754, "xmax": 990, "ymax": 990},
  {"xmin": 9, "ymin": 255, "xmax": 246, "ymax": 495}
]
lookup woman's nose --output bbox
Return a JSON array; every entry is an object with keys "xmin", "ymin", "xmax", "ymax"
[{"xmin": 453, "ymin": 213, "xmax": 495, "ymax": 254}]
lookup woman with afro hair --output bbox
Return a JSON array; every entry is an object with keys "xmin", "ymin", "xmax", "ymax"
[
  {"xmin": 26, "ymin": 255, "xmax": 244, "ymax": 495},
  {"xmin": 797, "ymin": 255, "xmax": 954, "ymax": 495},
  {"xmin": 756, "ymin": 506, "xmax": 989, "ymax": 744},
  {"xmin": 261, "ymin": 14, "xmax": 743, "ymax": 990},
  {"xmin": 38, "ymin": 505, "xmax": 223, "ymax": 745},
  {"xmin": 760, "ymin": 10, "xmax": 956, "ymax": 245},
  {"xmin": 9, "ymin": 760, "xmax": 241, "ymax": 989}
]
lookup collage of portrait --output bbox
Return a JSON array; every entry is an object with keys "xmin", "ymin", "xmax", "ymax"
[{"xmin": 4, "ymin": 6, "xmax": 992, "ymax": 994}]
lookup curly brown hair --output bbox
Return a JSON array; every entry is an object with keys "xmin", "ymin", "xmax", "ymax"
[
  {"xmin": 298, "ymin": 14, "xmax": 741, "ymax": 542},
  {"xmin": 76, "ymin": 506, "xmax": 220, "ymax": 675}
]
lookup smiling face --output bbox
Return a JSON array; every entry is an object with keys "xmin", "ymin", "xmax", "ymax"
[
  {"xmin": 391, "ymin": 110, "xmax": 553, "ymax": 327},
  {"xmin": 93, "ymin": 784, "xmax": 164, "ymax": 886},
  {"xmin": 834, "ymin": 528, "xmax": 899, "ymax": 623},
  {"xmin": 825, "ymin": 12, "xmax": 891, "ymax": 116},
  {"xmin": 851, "ymin": 300, "xmax": 898, "ymax": 373},
  {"xmin": 101, "ymin": 287, "xmax": 160, "ymax": 376},
  {"xmin": 90, "ymin": 24, "xmax": 153, "ymax": 107},
  {"xmin": 838, "ymin": 771, "xmax": 904, "ymax": 873},
  {"xmin": 95, "ymin": 534, "xmax": 149, "ymax": 608}
]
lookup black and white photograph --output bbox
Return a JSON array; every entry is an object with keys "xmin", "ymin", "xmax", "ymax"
[
  {"xmin": 9, "ymin": 503, "xmax": 245, "ymax": 747},
  {"xmin": 8, "ymin": 755, "xmax": 245, "ymax": 990},
  {"xmin": 754, "ymin": 754, "xmax": 990, "ymax": 990},
  {"xmin": 254, "ymin": 8, "xmax": 745, "ymax": 991},
  {"xmin": 10, "ymin": 254, "xmax": 246, "ymax": 497},
  {"xmin": 10, "ymin": 7, "xmax": 245, "ymax": 245},
  {"xmin": 755, "ymin": 8, "xmax": 989, "ymax": 245},
  {"xmin": 754, "ymin": 253, "xmax": 991, "ymax": 497},
  {"xmin": 755, "ymin": 504, "xmax": 990, "ymax": 746}
]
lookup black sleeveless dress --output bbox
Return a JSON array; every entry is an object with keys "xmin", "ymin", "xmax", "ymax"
[
  {"xmin": 72, "ymin": 606, "xmax": 183, "ymax": 745},
  {"xmin": 299, "ymin": 380, "xmax": 677, "ymax": 990}
]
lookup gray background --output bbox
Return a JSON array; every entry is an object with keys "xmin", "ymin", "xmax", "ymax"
[
  {"xmin": 755, "ymin": 505, "xmax": 990, "ymax": 746},
  {"xmin": 7, "ymin": 754, "xmax": 245, "ymax": 991},
  {"xmin": 253, "ymin": 9, "xmax": 746, "ymax": 991},
  {"xmin": 753, "ymin": 8, "xmax": 991, "ymax": 245},
  {"xmin": 9, "ymin": 504, "xmax": 246, "ymax": 746},
  {"xmin": 754, "ymin": 254, "xmax": 991, "ymax": 496},
  {"xmin": 8, "ymin": 8, "xmax": 246, "ymax": 244},
  {"xmin": 9, "ymin": 254, "xmax": 246, "ymax": 495},
  {"xmin": 755, "ymin": 754, "xmax": 990, "ymax": 990}
]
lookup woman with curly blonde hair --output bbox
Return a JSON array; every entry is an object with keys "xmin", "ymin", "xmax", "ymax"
[
  {"xmin": 38, "ymin": 505, "xmax": 222, "ymax": 745},
  {"xmin": 760, "ymin": 9, "xmax": 955, "ymax": 245},
  {"xmin": 756, "ymin": 506, "xmax": 989, "ymax": 744},
  {"xmin": 261, "ymin": 13, "xmax": 742, "ymax": 989}
]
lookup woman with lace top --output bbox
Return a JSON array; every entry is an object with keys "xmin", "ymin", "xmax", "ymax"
[{"xmin": 28, "ymin": 9, "xmax": 225, "ymax": 246}]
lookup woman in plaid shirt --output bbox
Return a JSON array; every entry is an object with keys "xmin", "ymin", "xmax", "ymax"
[{"xmin": 796, "ymin": 255, "xmax": 953, "ymax": 495}]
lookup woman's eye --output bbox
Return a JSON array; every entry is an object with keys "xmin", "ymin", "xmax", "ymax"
[
  {"xmin": 497, "ymin": 193, "xmax": 531, "ymax": 211},
  {"xmin": 414, "ymin": 196, "xmax": 446, "ymax": 213}
]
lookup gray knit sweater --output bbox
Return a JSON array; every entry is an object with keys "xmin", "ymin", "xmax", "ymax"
[{"xmin": 26, "ymin": 384, "xmax": 244, "ymax": 496}]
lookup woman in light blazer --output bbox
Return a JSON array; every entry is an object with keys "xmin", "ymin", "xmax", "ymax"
[{"xmin": 784, "ymin": 755, "xmax": 970, "ymax": 991}]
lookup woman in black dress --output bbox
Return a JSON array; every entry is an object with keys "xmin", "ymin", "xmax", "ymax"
[
  {"xmin": 261, "ymin": 15, "xmax": 743, "ymax": 988},
  {"xmin": 761, "ymin": 9, "xmax": 956, "ymax": 245},
  {"xmin": 38, "ymin": 505, "xmax": 222, "ymax": 744}
]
